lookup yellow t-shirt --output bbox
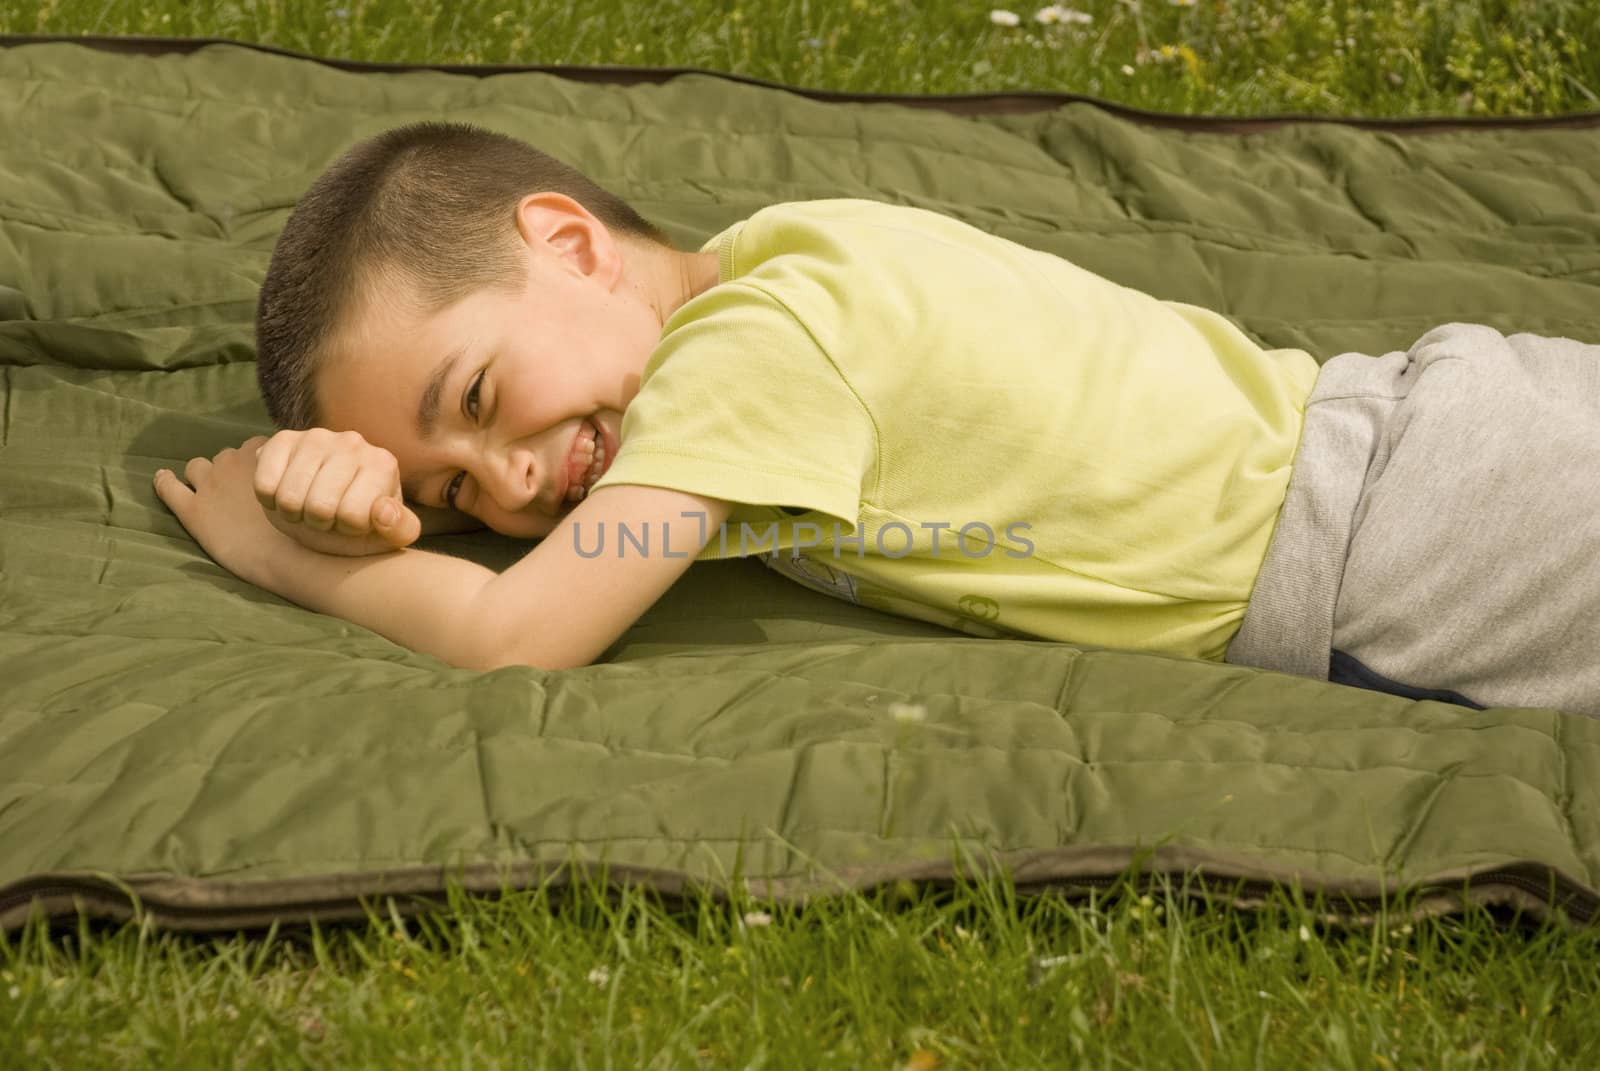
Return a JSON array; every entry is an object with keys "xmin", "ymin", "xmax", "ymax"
[{"xmin": 591, "ymin": 199, "xmax": 1319, "ymax": 661}]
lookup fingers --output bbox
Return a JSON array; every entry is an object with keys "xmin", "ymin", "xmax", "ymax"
[
  {"xmin": 253, "ymin": 431, "xmax": 296, "ymax": 511},
  {"xmin": 370, "ymin": 496, "xmax": 423, "ymax": 548},
  {"xmin": 336, "ymin": 466, "xmax": 400, "ymax": 536},
  {"xmin": 153, "ymin": 439, "xmax": 278, "ymax": 527},
  {"xmin": 157, "ymin": 453, "xmax": 221, "ymax": 526},
  {"xmin": 266, "ymin": 432, "xmax": 358, "ymax": 527},
  {"xmin": 182, "ymin": 455, "xmax": 213, "ymax": 486},
  {"xmin": 298, "ymin": 453, "xmax": 362, "ymax": 532},
  {"xmin": 252, "ymin": 429, "xmax": 407, "ymax": 537},
  {"xmin": 152, "ymin": 467, "xmax": 193, "ymax": 514},
  {"xmin": 267, "ymin": 437, "xmax": 328, "ymax": 524}
]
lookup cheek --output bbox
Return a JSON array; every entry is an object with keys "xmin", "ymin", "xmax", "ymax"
[{"xmin": 501, "ymin": 354, "xmax": 589, "ymax": 422}]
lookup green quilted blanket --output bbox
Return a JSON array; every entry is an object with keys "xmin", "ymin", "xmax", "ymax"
[{"xmin": 3, "ymin": 37, "xmax": 1599, "ymax": 934}]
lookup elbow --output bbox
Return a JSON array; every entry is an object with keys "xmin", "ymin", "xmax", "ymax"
[
  {"xmin": 457, "ymin": 623, "xmax": 595, "ymax": 673},
  {"xmin": 468, "ymin": 646, "xmax": 594, "ymax": 673},
  {"xmin": 452, "ymin": 587, "xmax": 601, "ymax": 672}
]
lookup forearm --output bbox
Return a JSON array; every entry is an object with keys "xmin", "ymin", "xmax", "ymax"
[{"xmin": 253, "ymin": 534, "xmax": 502, "ymax": 669}]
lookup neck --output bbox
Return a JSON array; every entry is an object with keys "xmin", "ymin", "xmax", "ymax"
[{"xmin": 624, "ymin": 238, "xmax": 720, "ymax": 330}]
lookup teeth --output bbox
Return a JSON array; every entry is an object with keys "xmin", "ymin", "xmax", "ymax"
[
  {"xmin": 566, "ymin": 422, "xmax": 607, "ymax": 502},
  {"xmin": 585, "ymin": 438, "xmax": 607, "ymax": 489}
]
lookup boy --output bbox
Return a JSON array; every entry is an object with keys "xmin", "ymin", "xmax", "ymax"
[{"xmin": 155, "ymin": 122, "xmax": 1600, "ymax": 716}]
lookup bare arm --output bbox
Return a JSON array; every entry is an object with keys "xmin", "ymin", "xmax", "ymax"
[
  {"xmin": 155, "ymin": 438, "xmax": 732, "ymax": 671},
  {"xmin": 258, "ymin": 484, "xmax": 730, "ymax": 669}
]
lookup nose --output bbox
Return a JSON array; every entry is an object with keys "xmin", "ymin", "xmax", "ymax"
[{"xmin": 480, "ymin": 443, "xmax": 537, "ymax": 511}]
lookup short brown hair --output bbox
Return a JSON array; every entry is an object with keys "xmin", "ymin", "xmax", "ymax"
[{"xmin": 255, "ymin": 121, "xmax": 669, "ymax": 429}]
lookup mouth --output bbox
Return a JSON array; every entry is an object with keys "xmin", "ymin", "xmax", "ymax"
[{"xmin": 562, "ymin": 418, "xmax": 610, "ymax": 504}]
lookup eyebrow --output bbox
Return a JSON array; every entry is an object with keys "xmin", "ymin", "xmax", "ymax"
[
  {"xmin": 416, "ymin": 343, "xmax": 466, "ymax": 442},
  {"xmin": 405, "ymin": 343, "xmax": 466, "ymax": 503}
]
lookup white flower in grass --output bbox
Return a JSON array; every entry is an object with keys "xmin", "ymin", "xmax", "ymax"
[
  {"xmin": 1298, "ymin": 924, "xmax": 1313, "ymax": 942},
  {"xmin": 889, "ymin": 701, "xmax": 928, "ymax": 724},
  {"xmin": 990, "ymin": 9, "xmax": 1022, "ymax": 27},
  {"xmin": 1036, "ymin": 5, "xmax": 1093, "ymax": 24},
  {"xmin": 586, "ymin": 965, "xmax": 611, "ymax": 986},
  {"xmin": 1121, "ymin": 64, "xmax": 1136, "ymax": 75},
  {"xmin": 1170, "ymin": 0, "xmax": 1198, "ymax": 6},
  {"xmin": 742, "ymin": 910, "xmax": 774, "ymax": 928}
]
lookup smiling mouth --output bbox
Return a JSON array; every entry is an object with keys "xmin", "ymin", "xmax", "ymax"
[{"xmin": 564, "ymin": 419, "xmax": 610, "ymax": 504}]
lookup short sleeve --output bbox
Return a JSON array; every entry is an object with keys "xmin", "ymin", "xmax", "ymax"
[{"xmin": 591, "ymin": 281, "xmax": 876, "ymax": 529}]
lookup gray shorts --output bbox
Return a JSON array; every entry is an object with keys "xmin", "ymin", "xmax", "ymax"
[{"xmin": 1226, "ymin": 322, "xmax": 1600, "ymax": 718}]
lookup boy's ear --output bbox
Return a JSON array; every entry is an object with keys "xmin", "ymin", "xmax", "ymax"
[{"xmin": 513, "ymin": 192, "xmax": 621, "ymax": 284}]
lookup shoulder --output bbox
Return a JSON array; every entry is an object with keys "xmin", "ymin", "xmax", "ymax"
[
  {"xmin": 716, "ymin": 198, "xmax": 1008, "ymax": 314},
  {"xmin": 671, "ymin": 200, "xmax": 934, "ymax": 355},
  {"xmin": 728, "ymin": 198, "xmax": 955, "ymax": 263}
]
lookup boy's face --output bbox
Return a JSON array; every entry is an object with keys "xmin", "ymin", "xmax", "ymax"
[{"xmin": 316, "ymin": 194, "xmax": 713, "ymax": 539}]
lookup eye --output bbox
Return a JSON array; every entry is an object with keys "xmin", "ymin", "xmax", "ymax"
[
  {"xmin": 465, "ymin": 371, "xmax": 484, "ymax": 422},
  {"xmin": 444, "ymin": 470, "xmax": 466, "ymax": 509}
]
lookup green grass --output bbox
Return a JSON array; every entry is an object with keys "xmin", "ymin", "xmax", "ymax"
[
  {"xmin": 2, "ymin": 0, "xmax": 1598, "ymax": 116},
  {"xmin": 4, "ymin": 863, "xmax": 1597, "ymax": 1068},
  {"xmin": 5, "ymin": 1, "xmax": 1600, "ymax": 1065}
]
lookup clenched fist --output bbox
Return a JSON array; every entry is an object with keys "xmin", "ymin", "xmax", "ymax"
[{"xmin": 250, "ymin": 428, "xmax": 423, "ymax": 555}]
